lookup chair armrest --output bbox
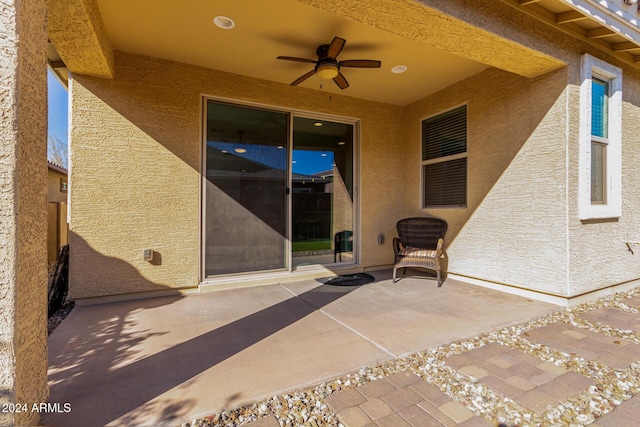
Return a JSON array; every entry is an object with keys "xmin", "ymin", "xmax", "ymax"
[
  {"xmin": 435, "ymin": 238, "xmax": 445, "ymax": 258},
  {"xmin": 393, "ymin": 237, "xmax": 402, "ymax": 263}
]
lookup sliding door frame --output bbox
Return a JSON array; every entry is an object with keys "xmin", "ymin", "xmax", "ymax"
[{"xmin": 200, "ymin": 95, "xmax": 360, "ymax": 283}]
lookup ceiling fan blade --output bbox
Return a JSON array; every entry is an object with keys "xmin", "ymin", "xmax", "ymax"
[
  {"xmin": 277, "ymin": 56, "xmax": 317, "ymax": 64},
  {"xmin": 333, "ymin": 72, "xmax": 349, "ymax": 89},
  {"xmin": 291, "ymin": 69, "xmax": 317, "ymax": 86},
  {"xmin": 339, "ymin": 59, "xmax": 382, "ymax": 68},
  {"xmin": 327, "ymin": 37, "xmax": 346, "ymax": 58}
]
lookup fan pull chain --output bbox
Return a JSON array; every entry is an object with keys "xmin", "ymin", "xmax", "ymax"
[{"xmin": 319, "ymin": 81, "xmax": 333, "ymax": 100}]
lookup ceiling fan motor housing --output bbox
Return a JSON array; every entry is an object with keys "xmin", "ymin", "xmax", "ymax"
[
  {"xmin": 316, "ymin": 44, "xmax": 331, "ymax": 59},
  {"xmin": 277, "ymin": 36, "xmax": 380, "ymax": 89}
]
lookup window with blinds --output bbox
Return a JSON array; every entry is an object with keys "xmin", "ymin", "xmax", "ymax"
[
  {"xmin": 591, "ymin": 77, "xmax": 608, "ymax": 204},
  {"xmin": 421, "ymin": 105, "xmax": 467, "ymax": 208},
  {"xmin": 578, "ymin": 54, "xmax": 621, "ymax": 220}
]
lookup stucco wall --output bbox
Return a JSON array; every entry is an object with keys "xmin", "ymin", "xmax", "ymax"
[
  {"xmin": 402, "ymin": 39, "xmax": 640, "ymax": 297},
  {"xmin": 47, "ymin": 168, "xmax": 68, "ymax": 203},
  {"xmin": 69, "ymin": 2, "xmax": 640, "ymax": 300},
  {"xmin": 0, "ymin": 0, "xmax": 49, "ymax": 425},
  {"xmin": 69, "ymin": 51, "xmax": 404, "ymax": 299},
  {"xmin": 566, "ymin": 48, "xmax": 640, "ymax": 296},
  {"xmin": 403, "ymin": 67, "xmax": 571, "ymax": 296}
]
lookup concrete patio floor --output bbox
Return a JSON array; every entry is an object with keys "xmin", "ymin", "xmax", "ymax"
[{"xmin": 44, "ymin": 270, "xmax": 559, "ymax": 426}]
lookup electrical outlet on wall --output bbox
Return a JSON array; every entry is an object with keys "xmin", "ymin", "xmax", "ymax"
[{"xmin": 143, "ymin": 249, "xmax": 154, "ymax": 262}]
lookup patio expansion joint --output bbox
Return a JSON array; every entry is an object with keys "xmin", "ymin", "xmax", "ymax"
[
  {"xmin": 279, "ymin": 283, "xmax": 396, "ymax": 358},
  {"xmin": 186, "ymin": 285, "xmax": 640, "ymax": 427}
]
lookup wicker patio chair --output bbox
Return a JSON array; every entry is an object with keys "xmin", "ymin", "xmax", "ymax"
[{"xmin": 392, "ymin": 217, "xmax": 448, "ymax": 286}]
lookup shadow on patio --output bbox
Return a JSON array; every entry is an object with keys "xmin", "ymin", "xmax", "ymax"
[{"xmin": 44, "ymin": 270, "xmax": 559, "ymax": 426}]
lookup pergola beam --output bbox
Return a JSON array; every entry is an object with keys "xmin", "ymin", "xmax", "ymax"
[{"xmin": 556, "ymin": 10, "xmax": 587, "ymax": 24}]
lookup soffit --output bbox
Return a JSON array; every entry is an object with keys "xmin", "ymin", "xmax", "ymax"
[
  {"xmin": 498, "ymin": 0, "xmax": 640, "ymax": 68},
  {"xmin": 93, "ymin": 0, "xmax": 492, "ymax": 106}
]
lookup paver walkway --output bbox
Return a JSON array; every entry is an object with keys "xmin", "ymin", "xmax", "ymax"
[{"xmin": 201, "ymin": 286, "xmax": 640, "ymax": 427}]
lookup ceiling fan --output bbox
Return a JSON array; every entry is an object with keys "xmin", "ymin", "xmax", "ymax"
[{"xmin": 277, "ymin": 36, "xmax": 381, "ymax": 89}]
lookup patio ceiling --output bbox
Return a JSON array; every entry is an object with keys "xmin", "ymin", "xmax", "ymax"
[
  {"xmin": 48, "ymin": 0, "xmax": 640, "ymax": 106},
  {"xmin": 67, "ymin": 0, "xmax": 493, "ymax": 106}
]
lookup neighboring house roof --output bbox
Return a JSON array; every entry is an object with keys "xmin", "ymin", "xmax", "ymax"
[{"xmin": 48, "ymin": 161, "xmax": 68, "ymax": 175}]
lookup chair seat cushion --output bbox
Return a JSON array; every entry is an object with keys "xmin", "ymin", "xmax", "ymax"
[{"xmin": 399, "ymin": 246, "xmax": 437, "ymax": 258}]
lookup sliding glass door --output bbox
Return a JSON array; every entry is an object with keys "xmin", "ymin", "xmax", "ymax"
[
  {"xmin": 291, "ymin": 117, "xmax": 354, "ymax": 267},
  {"xmin": 204, "ymin": 101, "xmax": 289, "ymax": 276},
  {"xmin": 203, "ymin": 100, "xmax": 356, "ymax": 278}
]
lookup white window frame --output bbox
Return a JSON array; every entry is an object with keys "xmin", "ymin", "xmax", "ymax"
[{"xmin": 578, "ymin": 54, "xmax": 622, "ymax": 220}]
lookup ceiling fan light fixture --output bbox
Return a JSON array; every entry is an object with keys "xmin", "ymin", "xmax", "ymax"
[
  {"xmin": 213, "ymin": 16, "xmax": 235, "ymax": 29},
  {"xmin": 317, "ymin": 64, "xmax": 339, "ymax": 80}
]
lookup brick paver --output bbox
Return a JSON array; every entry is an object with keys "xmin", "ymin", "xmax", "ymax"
[
  {"xmin": 581, "ymin": 307, "xmax": 640, "ymax": 332},
  {"xmin": 319, "ymin": 291, "xmax": 640, "ymax": 426},
  {"xmin": 592, "ymin": 393, "xmax": 640, "ymax": 426},
  {"xmin": 526, "ymin": 321, "xmax": 640, "ymax": 369},
  {"xmin": 244, "ymin": 415, "xmax": 280, "ymax": 427},
  {"xmin": 443, "ymin": 341, "xmax": 596, "ymax": 416},
  {"xmin": 324, "ymin": 371, "xmax": 492, "ymax": 426}
]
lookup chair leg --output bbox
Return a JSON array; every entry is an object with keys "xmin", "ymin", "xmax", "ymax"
[
  {"xmin": 437, "ymin": 270, "xmax": 442, "ymax": 287},
  {"xmin": 392, "ymin": 266, "xmax": 398, "ymax": 283}
]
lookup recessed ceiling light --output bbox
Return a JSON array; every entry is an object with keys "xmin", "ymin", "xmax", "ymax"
[
  {"xmin": 234, "ymin": 148, "xmax": 247, "ymax": 153},
  {"xmin": 213, "ymin": 16, "xmax": 235, "ymax": 29},
  {"xmin": 391, "ymin": 65, "xmax": 407, "ymax": 74},
  {"xmin": 338, "ymin": 141, "xmax": 346, "ymax": 145},
  {"xmin": 314, "ymin": 122, "xmax": 323, "ymax": 127},
  {"xmin": 277, "ymin": 145, "xmax": 284, "ymax": 149}
]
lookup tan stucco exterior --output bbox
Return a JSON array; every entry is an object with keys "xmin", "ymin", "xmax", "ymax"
[
  {"xmin": 65, "ymin": 0, "xmax": 640, "ymax": 303},
  {"xmin": 48, "ymin": 0, "xmax": 114, "ymax": 78},
  {"xmin": 0, "ymin": 0, "xmax": 49, "ymax": 425},
  {"xmin": 69, "ymin": 51, "xmax": 404, "ymax": 299},
  {"xmin": 3, "ymin": 0, "xmax": 640, "ymax": 426},
  {"xmin": 47, "ymin": 165, "xmax": 68, "ymax": 203},
  {"xmin": 47, "ymin": 166, "xmax": 68, "ymax": 264},
  {"xmin": 404, "ymin": 66, "xmax": 571, "ymax": 296},
  {"xmin": 566, "ymin": 53, "xmax": 640, "ymax": 296},
  {"xmin": 295, "ymin": 0, "xmax": 567, "ymax": 78}
]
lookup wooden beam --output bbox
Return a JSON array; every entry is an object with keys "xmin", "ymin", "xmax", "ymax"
[
  {"xmin": 612, "ymin": 41, "xmax": 640, "ymax": 52},
  {"xmin": 519, "ymin": 0, "xmax": 542, "ymax": 5},
  {"xmin": 498, "ymin": 0, "xmax": 640, "ymax": 73},
  {"xmin": 586, "ymin": 27, "xmax": 615, "ymax": 39},
  {"xmin": 49, "ymin": 60, "xmax": 66, "ymax": 69},
  {"xmin": 556, "ymin": 10, "xmax": 587, "ymax": 24}
]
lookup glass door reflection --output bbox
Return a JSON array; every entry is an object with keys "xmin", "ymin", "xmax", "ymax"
[
  {"xmin": 291, "ymin": 117, "xmax": 354, "ymax": 267},
  {"xmin": 204, "ymin": 101, "xmax": 288, "ymax": 276}
]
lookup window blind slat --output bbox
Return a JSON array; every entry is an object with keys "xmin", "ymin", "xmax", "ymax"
[
  {"xmin": 422, "ymin": 105, "xmax": 467, "ymax": 207},
  {"xmin": 423, "ymin": 158, "xmax": 467, "ymax": 207},
  {"xmin": 423, "ymin": 106, "xmax": 467, "ymax": 161}
]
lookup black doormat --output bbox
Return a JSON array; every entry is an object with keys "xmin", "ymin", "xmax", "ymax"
[{"xmin": 316, "ymin": 273, "xmax": 375, "ymax": 286}]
